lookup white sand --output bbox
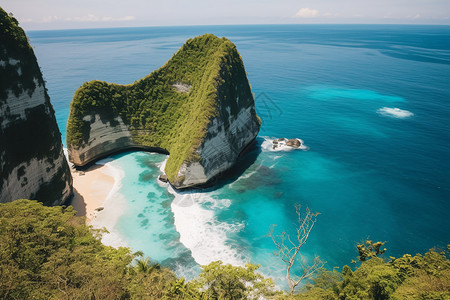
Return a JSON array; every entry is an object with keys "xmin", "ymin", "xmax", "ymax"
[{"xmin": 70, "ymin": 164, "xmax": 115, "ymax": 223}]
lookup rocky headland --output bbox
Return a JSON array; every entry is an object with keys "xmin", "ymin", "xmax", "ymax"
[
  {"xmin": 67, "ymin": 34, "xmax": 260, "ymax": 189},
  {"xmin": 0, "ymin": 8, "xmax": 72, "ymax": 205}
]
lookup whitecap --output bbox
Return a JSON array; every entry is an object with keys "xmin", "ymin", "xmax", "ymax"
[
  {"xmin": 377, "ymin": 107, "xmax": 414, "ymax": 118},
  {"xmin": 235, "ymin": 168, "xmax": 258, "ymax": 180},
  {"xmin": 167, "ymin": 186, "xmax": 247, "ymax": 266},
  {"xmin": 156, "ymin": 158, "xmax": 248, "ymax": 266}
]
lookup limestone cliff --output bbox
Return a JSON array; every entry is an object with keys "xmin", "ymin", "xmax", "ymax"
[
  {"xmin": 67, "ymin": 34, "xmax": 260, "ymax": 188},
  {"xmin": 0, "ymin": 8, "xmax": 72, "ymax": 205}
]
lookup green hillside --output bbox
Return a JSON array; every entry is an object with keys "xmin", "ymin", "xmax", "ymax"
[
  {"xmin": 67, "ymin": 34, "xmax": 256, "ymax": 184},
  {"xmin": 1, "ymin": 200, "xmax": 448, "ymax": 299}
]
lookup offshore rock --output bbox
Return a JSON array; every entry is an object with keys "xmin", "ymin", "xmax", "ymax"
[
  {"xmin": 158, "ymin": 174, "xmax": 169, "ymax": 183},
  {"xmin": 0, "ymin": 8, "xmax": 72, "ymax": 205},
  {"xmin": 286, "ymin": 138, "xmax": 301, "ymax": 148},
  {"xmin": 67, "ymin": 34, "xmax": 260, "ymax": 189},
  {"xmin": 272, "ymin": 138, "xmax": 303, "ymax": 150}
]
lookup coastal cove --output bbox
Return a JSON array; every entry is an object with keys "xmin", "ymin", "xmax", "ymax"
[{"xmin": 29, "ymin": 25, "xmax": 450, "ymax": 286}]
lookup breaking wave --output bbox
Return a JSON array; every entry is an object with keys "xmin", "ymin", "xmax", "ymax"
[{"xmin": 377, "ymin": 107, "xmax": 414, "ymax": 118}]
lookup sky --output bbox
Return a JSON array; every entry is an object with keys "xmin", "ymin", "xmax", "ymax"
[{"xmin": 1, "ymin": 0, "xmax": 450, "ymax": 30}]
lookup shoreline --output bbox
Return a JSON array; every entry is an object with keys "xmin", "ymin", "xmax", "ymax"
[
  {"xmin": 157, "ymin": 158, "xmax": 247, "ymax": 267},
  {"xmin": 70, "ymin": 162, "xmax": 116, "ymax": 223}
]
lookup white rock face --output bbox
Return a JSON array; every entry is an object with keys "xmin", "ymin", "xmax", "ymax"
[
  {"xmin": 68, "ymin": 114, "xmax": 135, "ymax": 166},
  {"xmin": 179, "ymin": 106, "xmax": 259, "ymax": 187},
  {"xmin": 0, "ymin": 80, "xmax": 47, "ymax": 127},
  {"xmin": 172, "ymin": 82, "xmax": 192, "ymax": 93},
  {"xmin": 68, "ymin": 102, "xmax": 259, "ymax": 189},
  {"xmin": 1, "ymin": 57, "xmax": 72, "ymax": 205},
  {"xmin": 0, "ymin": 155, "xmax": 72, "ymax": 205}
]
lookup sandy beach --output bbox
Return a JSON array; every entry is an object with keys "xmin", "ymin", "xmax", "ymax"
[{"xmin": 70, "ymin": 164, "xmax": 115, "ymax": 223}]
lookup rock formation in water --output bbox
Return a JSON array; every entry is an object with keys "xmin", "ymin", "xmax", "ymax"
[
  {"xmin": 272, "ymin": 138, "xmax": 305, "ymax": 150},
  {"xmin": 67, "ymin": 34, "xmax": 260, "ymax": 189},
  {"xmin": 0, "ymin": 8, "xmax": 72, "ymax": 205}
]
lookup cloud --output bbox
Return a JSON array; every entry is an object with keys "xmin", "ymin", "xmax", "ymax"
[
  {"xmin": 294, "ymin": 8, "xmax": 319, "ymax": 18},
  {"xmin": 42, "ymin": 16, "xmax": 60, "ymax": 23}
]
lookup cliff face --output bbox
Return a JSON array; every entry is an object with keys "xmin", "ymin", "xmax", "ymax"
[
  {"xmin": 0, "ymin": 8, "xmax": 72, "ymax": 205},
  {"xmin": 176, "ymin": 46, "xmax": 260, "ymax": 187},
  {"xmin": 67, "ymin": 34, "xmax": 260, "ymax": 189}
]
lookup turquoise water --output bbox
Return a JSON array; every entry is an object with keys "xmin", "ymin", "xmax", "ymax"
[{"xmin": 28, "ymin": 25, "xmax": 450, "ymax": 285}]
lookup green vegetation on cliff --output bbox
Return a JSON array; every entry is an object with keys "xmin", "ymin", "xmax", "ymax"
[
  {"xmin": 0, "ymin": 7, "xmax": 50, "ymax": 170},
  {"xmin": 0, "ymin": 8, "xmax": 42, "ymax": 103},
  {"xmin": 1, "ymin": 200, "xmax": 448, "ymax": 299},
  {"xmin": 67, "ymin": 33, "xmax": 256, "ymax": 184},
  {"xmin": 0, "ymin": 7, "xmax": 72, "ymax": 205}
]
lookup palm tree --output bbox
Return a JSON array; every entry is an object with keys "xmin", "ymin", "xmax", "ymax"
[{"xmin": 135, "ymin": 257, "xmax": 160, "ymax": 274}]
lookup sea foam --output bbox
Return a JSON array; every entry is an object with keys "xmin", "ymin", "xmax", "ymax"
[
  {"xmin": 377, "ymin": 107, "xmax": 414, "ymax": 118},
  {"xmin": 158, "ymin": 159, "xmax": 248, "ymax": 267},
  {"xmin": 89, "ymin": 159, "xmax": 129, "ymax": 249}
]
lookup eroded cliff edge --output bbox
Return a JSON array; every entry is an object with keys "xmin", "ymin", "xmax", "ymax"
[
  {"xmin": 0, "ymin": 8, "xmax": 73, "ymax": 205},
  {"xmin": 67, "ymin": 34, "xmax": 260, "ymax": 189}
]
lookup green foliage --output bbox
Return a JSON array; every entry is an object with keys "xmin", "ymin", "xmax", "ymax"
[
  {"xmin": 0, "ymin": 200, "xmax": 180, "ymax": 299},
  {"xmin": 0, "ymin": 200, "xmax": 276, "ymax": 300},
  {"xmin": 341, "ymin": 258, "xmax": 401, "ymax": 299},
  {"xmin": 357, "ymin": 240, "xmax": 387, "ymax": 261},
  {"xmin": 67, "ymin": 33, "xmax": 255, "ymax": 184},
  {"xmin": 194, "ymin": 261, "xmax": 279, "ymax": 299},
  {"xmin": 2, "ymin": 200, "xmax": 448, "ymax": 299},
  {"xmin": 289, "ymin": 244, "xmax": 450, "ymax": 300},
  {"xmin": 0, "ymin": 199, "xmax": 134, "ymax": 299},
  {"xmin": 282, "ymin": 268, "xmax": 341, "ymax": 300},
  {"xmin": 390, "ymin": 249, "xmax": 450, "ymax": 300},
  {"xmin": 127, "ymin": 264, "xmax": 183, "ymax": 299},
  {"xmin": 0, "ymin": 7, "xmax": 41, "ymax": 103}
]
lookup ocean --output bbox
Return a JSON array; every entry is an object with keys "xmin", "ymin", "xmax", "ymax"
[{"xmin": 28, "ymin": 24, "xmax": 450, "ymax": 285}]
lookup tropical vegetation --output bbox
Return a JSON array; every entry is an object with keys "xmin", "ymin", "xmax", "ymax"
[
  {"xmin": 1, "ymin": 199, "xmax": 448, "ymax": 299},
  {"xmin": 0, "ymin": 200, "xmax": 275, "ymax": 299},
  {"xmin": 67, "ymin": 33, "xmax": 257, "ymax": 185}
]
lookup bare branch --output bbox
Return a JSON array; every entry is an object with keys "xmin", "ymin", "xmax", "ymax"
[{"xmin": 267, "ymin": 205, "xmax": 323, "ymax": 295}]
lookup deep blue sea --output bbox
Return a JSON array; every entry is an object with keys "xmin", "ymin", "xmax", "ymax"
[{"xmin": 28, "ymin": 25, "xmax": 450, "ymax": 285}]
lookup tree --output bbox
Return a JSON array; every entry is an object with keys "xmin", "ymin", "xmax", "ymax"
[
  {"xmin": 134, "ymin": 256, "xmax": 161, "ymax": 274},
  {"xmin": 194, "ymin": 261, "xmax": 278, "ymax": 299},
  {"xmin": 357, "ymin": 240, "xmax": 387, "ymax": 262},
  {"xmin": 268, "ymin": 205, "xmax": 324, "ymax": 295},
  {"xmin": 0, "ymin": 199, "xmax": 135, "ymax": 299}
]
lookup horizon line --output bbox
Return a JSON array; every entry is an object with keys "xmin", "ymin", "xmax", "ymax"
[{"xmin": 26, "ymin": 22, "xmax": 450, "ymax": 32}]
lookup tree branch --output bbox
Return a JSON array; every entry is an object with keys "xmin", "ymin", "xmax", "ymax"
[{"xmin": 267, "ymin": 205, "xmax": 323, "ymax": 295}]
